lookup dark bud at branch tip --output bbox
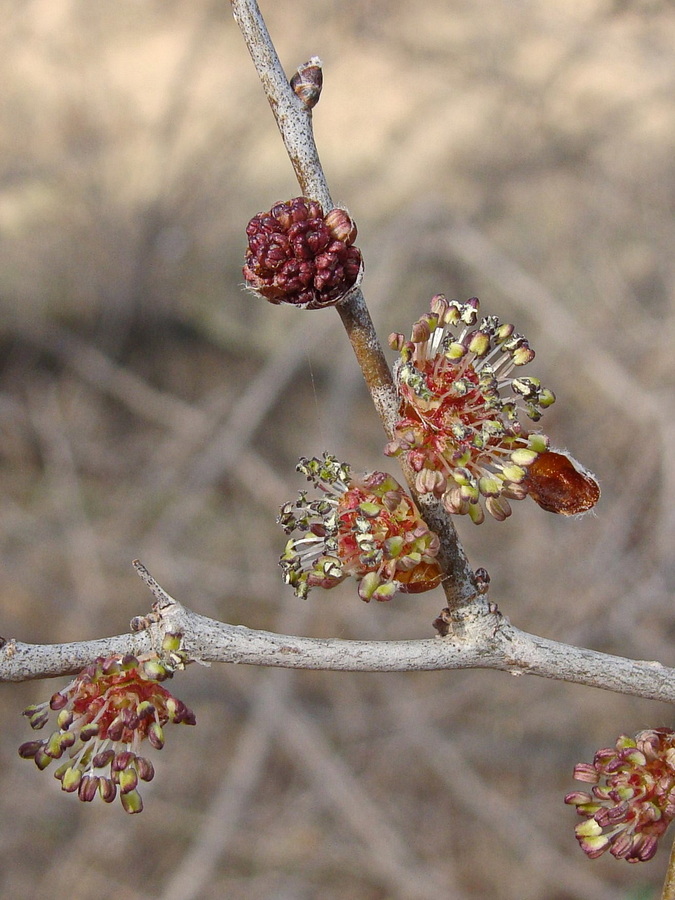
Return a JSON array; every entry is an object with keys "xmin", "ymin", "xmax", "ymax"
[{"xmin": 290, "ymin": 57, "xmax": 323, "ymax": 109}]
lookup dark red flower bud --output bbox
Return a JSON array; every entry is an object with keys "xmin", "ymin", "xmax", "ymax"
[{"xmin": 243, "ymin": 197, "xmax": 363, "ymax": 309}]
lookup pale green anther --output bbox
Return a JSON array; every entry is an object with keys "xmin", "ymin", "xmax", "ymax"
[
  {"xmin": 371, "ymin": 581, "xmax": 398, "ymax": 602},
  {"xmin": 53, "ymin": 760, "xmax": 70, "ymax": 780},
  {"xmin": 136, "ymin": 700, "xmax": 154, "ymax": 718},
  {"xmin": 527, "ymin": 433, "xmax": 549, "ymax": 453},
  {"xmin": 468, "ymin": 331, "xmax": 490, "ymax": 357},
  {"xmin": 121, "ymin": 789, "xmax": 143, "ymax": 814},
  {"xmin": 501, "ymin": 464, "xmax": 526, "ymax": 483},
  {"xmin": 575, "ymin": 820, "xmax": 603, "ymax": 838},
  {"xmin": 119, "ymin": 767, "xmax": 139, "ymax": 794},
  {"xmin": 510, "ymin": 448, "xmax": 538, "ymax": 467},
  {"xmin": 46, "ymin": 732, "xmax": 65, "ymax": 758},
  {"xmin": 460, "ymin": 483, "xmax": 479, "ymax": 502},
  {"xmin": 468, "ymin": 502, "xmax": 485, "ymax": 525},
  {"xmin": 61, "ymin": 766, "xmax": 82, "ymax": 792},
  {"xmin": 143, "ymin": 659, "xmax": 167, "ymax": 681},
  {"xmin": 482, "ymin": 420, "xmax": 505, "ymax": 437},
  {"xmin": 399, "ymin": 551, "xmax": 422, "ymax": 571},
  {"xmin": 78, "ymin": 743, "xmax": 95, "ymax": 768},
  {"xmin": 384, "ymin": 535, "xmax": 405, "ymax": 558},
  {"xmin": 615, "ymin": 784, "xmax": 636, "ymax": 801},
  {"xmin": 495, "ymin": 322, "xmax": 514, "ymax": 342},
  {"xmin": 79, "ymin": 723, "xmax": 100, "ymax": 741},
  {"xmin": 162, "ymin": 633, "xmax": 182, "ymax": 653},
  {"xmin": 452, "ymin": 378, "xmax": 470, "ymax": 396},
  {"xmin": 148, "ymin": 720, "xmax": 165, "ymax": 747},
  {"xmin": 624, "ymin": 749, "xmax": 647, "ymax": 766},
  {"xmin": 512, "ymin": 346, "xmax": 535, "ymax": 366},
  {"xmin": 540, "ymin": 388, "xmax": 556, "ymax": 407},
  {"xmin": 451, "ymin": 422, "xmax": 471, "ymax": 440},
  {"xmin": 478, "ymin": 475, "xmax": 501, "ymax": 497},
  {"xmin": 358, "ymin": 571, "xmax": 383, "ymax": 601},
  {"xmin": 452, "ymin": 468, "xmax": 472, "ymax": 486},
  {"xmin": 511, "ymin": 377, "xmax": 536, "ymax": 397},
  {"xmin": 445, "ymin": 341, "xmax": 466, "ymax": 360},
  {"xmin": 358, "ymin": 500, "xmax": 380, "ymax": 518},
  {"xmin": 57, "ymin": 709, "xmax": 74, "ymax": 730},
  {"xmin": 35, "ymin": 749, "xmax": 52, "ymax": 770}
]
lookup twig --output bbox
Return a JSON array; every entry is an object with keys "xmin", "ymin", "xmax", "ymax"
[
  {"xmin": 2, "ymin": 565, "xmax": 675, "ymax": 705},
  {"xmin": 229, "ymin": 0, "xmax": 476, "ymax": 607}
]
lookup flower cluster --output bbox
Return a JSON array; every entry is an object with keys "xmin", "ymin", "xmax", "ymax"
[
  {"xmin": 18, "ymin": 634, "xmax": 195, "ymax": 814},
  {"xmin": 243, "ymin": 197, "xmax": 362, "ymax": 309},
  {"xmin": 565, "ymin": 728, "xmax": 675, "ymax": 862},
  {"xmin": 386, "ymin": 294, "xmax": 599, "ymax": 523},
  {"xmin": 278, "ymin": 454, "xmax": 442, "ymax": 602}
]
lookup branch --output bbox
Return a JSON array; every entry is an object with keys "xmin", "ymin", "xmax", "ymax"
[
  {"xmin": 2, "ymin": 564, "xmax": 674, "ymax": 704},
  {"xmin": 229, "ymin": 0, "xmax": 476, "ymax": 607}
]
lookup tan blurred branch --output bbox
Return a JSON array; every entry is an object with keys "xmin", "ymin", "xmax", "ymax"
[{"xmin": 1, "ymin": 563, "xmax": 674, "ymax": 706}]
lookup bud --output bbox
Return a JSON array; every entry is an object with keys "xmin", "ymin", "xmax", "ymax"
[
  {"xmin": 243, "ymin": 197, "xmax": 363, "ymax": 309},
  {"xmin": 290, "ymin": 57, "xmax": 323, "ymax": 109}
]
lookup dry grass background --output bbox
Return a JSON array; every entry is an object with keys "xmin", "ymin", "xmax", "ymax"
[{"xmin": 0, "ymin": 0, "xmax": 674, "ymax": 897}]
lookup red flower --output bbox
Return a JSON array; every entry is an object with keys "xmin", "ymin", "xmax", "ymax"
[
  {"xmin": 19, "ymin": 635, "xmax": 195, "ymax": 814},
  {"xmin": 386, "ymin": 295, "xmax": 599, "ymax": 522},
  {"xmin": 278, "ymin": 454, "xmax": 441, "ymax": 601},
  {"xmin": 565, "ymin": 728, "xmax": 675, "ymax": 862}
]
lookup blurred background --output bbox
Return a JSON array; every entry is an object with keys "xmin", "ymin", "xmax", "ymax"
[{"xmin": 0, "ymin": 0, "xmax": 674, "ymax": 897}]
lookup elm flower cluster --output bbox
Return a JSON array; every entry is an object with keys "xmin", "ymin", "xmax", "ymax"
[
  {"xmin": 18, "ymin": 634, "xmax": 195, "ymax": 814},
  {"xmin": 278, "ymin": 454, "xmax": 442, "ymax": 602},
  {"xmin": 565, "ymin": 728, "xmax": 675, "ymax": 862},
  {"xmin": 243, "ymin": 197, "xmax": 362, "ymax": 309},
  {"xmin": 386, "ymin": 294, "xmax": 599, "ymax": 524}
]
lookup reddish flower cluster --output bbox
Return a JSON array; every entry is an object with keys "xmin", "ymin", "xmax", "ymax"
[
  {"xmin": 19, "ymin": 635, "xmax": 195, "ymax": 814},
  {"xmin": 565, "ymin": 728, "xmax": 675, "ymax": 862},
  {"xmin": 243, "ymin": 197, "xmax": 362, "ymax": 309},
  {"xmin": 386, "ymin": 294, "xmax": 599, "ymax": 523},
  {"xmin": 278, "ymin": 454, "xmax": 442, "ymax": 602}
]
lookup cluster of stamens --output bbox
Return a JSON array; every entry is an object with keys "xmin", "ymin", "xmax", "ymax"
[
  {"xmin": 18, "ymin": 635, "xmax": 195, "ymax": 813},
  {"xmin": 565, "ymin": 728, "xmax": 675, "ymax": 862},
  {"xmin": 278, "ymin": 454, "xmax": 442, "ymax": 602},
  {"xmin": 386, "ymin": 294, "xmax": 556, "ymax": 524}
]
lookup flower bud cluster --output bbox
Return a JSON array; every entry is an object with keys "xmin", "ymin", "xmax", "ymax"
[
  {"xmin": 243, "ymin": 197, "xmax": 362, "ymax": 309},
  {"xmin": 18, "ymin": 634, "xmax": 195, "ymax": 814},
  {"xmin": 565, "ymin": 728, "xmax": 675, "ymax": 862},
  {"xmin": 386, "ymin": 294, "xmax": 598, "ymax": 523},
  {"xmin": 278, "ymin": 454, "xmax": 442, "ymax": 602}
]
